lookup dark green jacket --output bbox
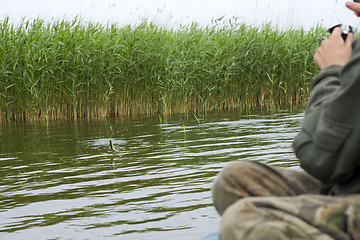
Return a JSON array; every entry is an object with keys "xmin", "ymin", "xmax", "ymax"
[{"xmin": 293, "ymin": 39, "xmax": 360, "ymax": 195}]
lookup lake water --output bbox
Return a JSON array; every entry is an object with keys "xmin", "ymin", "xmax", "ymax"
[{"xmin": 0, "ymin": 110, "xmax": 304, "ymax": 240}]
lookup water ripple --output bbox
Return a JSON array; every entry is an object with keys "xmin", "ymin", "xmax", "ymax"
[{"xmin": 0, "ymin": 110, "xmax": 304, "ymax": 239}]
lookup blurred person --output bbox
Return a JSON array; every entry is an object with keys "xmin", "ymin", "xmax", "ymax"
[{"xmin": 211, "ymin": 1, "xmax": 360, "ymax": 239}]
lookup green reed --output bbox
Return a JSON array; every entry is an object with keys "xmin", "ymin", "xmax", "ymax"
[{"xmin": 0, "ymin": 17, "xmax": 325, "ymax": 122}]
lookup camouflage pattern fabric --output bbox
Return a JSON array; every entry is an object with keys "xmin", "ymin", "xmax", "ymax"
[{"xmin": 212, "ymin": 161, "xmax": 360, "ymax": 240}]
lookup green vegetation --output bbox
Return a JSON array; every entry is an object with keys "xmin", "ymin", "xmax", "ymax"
[{"xmin": 0, "ymin": 17, "xmax": 325, "ymax": 122}]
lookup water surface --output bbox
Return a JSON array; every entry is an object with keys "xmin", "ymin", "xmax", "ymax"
[{"xmin": 0, "ymin": 110, "xmax": 303, "ymax": 240}]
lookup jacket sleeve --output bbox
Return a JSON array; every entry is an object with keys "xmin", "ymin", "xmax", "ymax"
[{"xmin": 293, "ymin": 40, "xmax": 360, "ymax": 184}]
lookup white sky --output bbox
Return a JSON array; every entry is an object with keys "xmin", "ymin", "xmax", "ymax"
[{"xmin": 0, "ymin": 0, "xmax": 359, "ymax": 29}]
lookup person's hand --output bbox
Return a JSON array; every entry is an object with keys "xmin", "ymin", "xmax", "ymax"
[
  {"xmin": 314, "ymin": 27, "xmax": 354, "ymax": 69},
  {"xmin": 346, "ymin": 1, "xmax": 360, "ymax": 17}
]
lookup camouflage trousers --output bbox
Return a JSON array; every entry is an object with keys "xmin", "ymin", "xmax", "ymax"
[{"xmin": 212, "ymin": 160, "xmax": 360, "ymax": 240}]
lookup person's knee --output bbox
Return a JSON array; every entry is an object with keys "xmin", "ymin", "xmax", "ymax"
[
  {"xmin": 212, "ymin": 161, "xmax": 256, "ymax": 193},
  {"xmin": 220, "ymin": 198, "xmax": 291, "ymax": 240},
  {"xmin": 212, "ymin": 161, "xmax": 254, "ymax": 214},
  {"xmin": 220, "ymin": 198, "xmax": 268, "ymax": 240},
  {"xmin": 220, "ymin": 197, "xmax": 333, "ymax": 240}
]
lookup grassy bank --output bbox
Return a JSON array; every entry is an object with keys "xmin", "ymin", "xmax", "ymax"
[{"xmin": 0, "ymin": 18, "xmax": 325, "ymax": 122}]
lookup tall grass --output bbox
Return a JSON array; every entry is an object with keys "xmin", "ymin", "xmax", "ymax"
[{"xmin": 0, "ymin": 17, "xmax": 325, "ymax": 122}]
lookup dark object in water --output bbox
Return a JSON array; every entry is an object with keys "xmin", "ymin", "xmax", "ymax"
[{"xmin": 110, "ymin": 140, "xmax": 120, "ymax": 153}]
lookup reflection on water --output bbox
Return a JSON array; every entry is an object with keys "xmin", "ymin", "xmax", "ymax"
[{"xmin": 0, "ymin": 110, "xmax": 303, "ymax": 240}]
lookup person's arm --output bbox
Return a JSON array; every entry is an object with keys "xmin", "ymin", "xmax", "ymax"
[
  {"xmin": 314, "ymin": 28, "xmax": 353, "ymax": 69},
  {"xmin": 305, "ymin": 28, "xmax": 354, "ymax": 115},
  {"xmin": 293, "ymin": 29, "xmax": 360, "ymax": 184}
]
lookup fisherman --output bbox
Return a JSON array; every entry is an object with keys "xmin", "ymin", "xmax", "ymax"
[{"xmin": 212, "ymin": 1, "xmax": 360, "ymax": 239}]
